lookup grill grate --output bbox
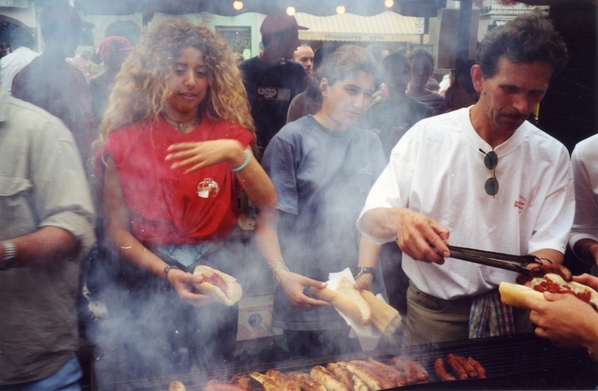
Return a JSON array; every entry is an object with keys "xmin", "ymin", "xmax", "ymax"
[{"xmin": 109, "ymin": 333, "xmax": 598, "ymax": 390}]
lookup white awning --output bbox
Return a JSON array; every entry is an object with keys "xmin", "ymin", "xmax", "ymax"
[{"xmin": 295, "ymin": 11, "xmax": 423, "ymax": 42}]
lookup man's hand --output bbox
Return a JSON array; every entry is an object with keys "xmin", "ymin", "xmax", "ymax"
[
  {"xmin": 278, "ymin": 272, "xmax": 330, "ymax": 312},
  {"xmin": 395, "ymin": 209, "xmax": 450, "ymax": 264}
]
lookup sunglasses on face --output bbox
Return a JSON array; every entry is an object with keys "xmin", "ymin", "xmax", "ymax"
[{"xmin": 480, "ymin": 148, "xmax": 499, "ymax": 197}]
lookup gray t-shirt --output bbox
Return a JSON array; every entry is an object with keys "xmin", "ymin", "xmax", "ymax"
[{"xmin": 262, "ymin": 115, "xmax": 386, "ymax": 330}]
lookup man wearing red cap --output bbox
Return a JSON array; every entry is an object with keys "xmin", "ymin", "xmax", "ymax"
[
  {"xmin": 89, "ymin": 36, "xmax": 133, "ymax": 125},
  {"xmin": 240, "ymin": 13, "xmax": 308, "ymax": 156},
  {"xmin": 11, "ymin": 2, "xmax": 95, "ymax": 164}
]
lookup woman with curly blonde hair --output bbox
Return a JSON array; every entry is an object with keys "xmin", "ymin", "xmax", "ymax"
[{"xmin": 94, "ymin": 17, "xmax": 277, "ymax": 378}]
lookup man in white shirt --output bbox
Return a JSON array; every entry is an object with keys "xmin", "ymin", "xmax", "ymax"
[
  {"xmin": 0, "ymin": 28, "xmax": 39, "ymax": 93},
  {"xmin": 357, "ymin": 11, "xmax": 573, "ymax": 346}
]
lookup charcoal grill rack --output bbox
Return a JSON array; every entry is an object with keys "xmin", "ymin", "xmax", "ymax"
[{"xmin": 106, "ymin": 333, "xmax": 598, "ymax": 391}]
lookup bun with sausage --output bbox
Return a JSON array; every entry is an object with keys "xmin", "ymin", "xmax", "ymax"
[
  {"xmin": 499, "ymin": 273, "xmax": 598, "ymax": 310},
  {"xmin": 193, "ymin": 265, "xmax": 243, "ymax": 306}
]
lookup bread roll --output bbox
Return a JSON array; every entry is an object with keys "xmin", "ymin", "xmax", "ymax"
[
  {"xmin": 498, "ymin": 282, "xmax": 545, "ymax": 308},
  {"xmin": 360, "ymin": 290, "xmax": 401, "ymax": 335},
  {"xmin": 311, "ymin": 277, "xmax": 371, "ymax": 324}
]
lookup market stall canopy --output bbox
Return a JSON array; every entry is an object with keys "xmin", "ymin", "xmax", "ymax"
[
  {"xmin": 76, "ymin": 0, "xmax": 446, "ymax": 17},
  {"xmin": 295, "ymin": 11, "xmax": 422, "ymax": 42}
]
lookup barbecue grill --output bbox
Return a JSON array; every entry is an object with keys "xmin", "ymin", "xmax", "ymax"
[{"xmin": 103, "ymin": 332, "xmax": 598, "ymax": 390}]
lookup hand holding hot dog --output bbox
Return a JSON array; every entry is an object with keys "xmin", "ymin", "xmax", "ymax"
[
  {"xmin": 166, "ymin": 268, "xmax": 214, "ymax": 307},
  {"xmin": 527, "ymin": 291, "xmax": 598, "ymax": 349},
  {"xmin": 278, "ymin": 272, "xmax": 330, "ymax": 311}
]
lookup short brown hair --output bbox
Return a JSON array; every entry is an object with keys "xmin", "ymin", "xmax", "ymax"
[{"xmin": 476, "ymin": 10, "xmax": 568, "ymax": 78}]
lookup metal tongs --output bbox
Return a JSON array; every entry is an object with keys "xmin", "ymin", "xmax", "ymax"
[{"xmin": 447, "ymin": 245, "xmax": 547, "ymax": 278}]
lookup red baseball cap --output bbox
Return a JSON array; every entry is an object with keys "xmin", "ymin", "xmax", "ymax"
[
  {"xmin": 98, "ymin": 36, "xmax": 133, "ymax": 59},
  {"xmin": 260, "ymin": 13, "xmax": 308, "ymax": 36},
  {"xmin": 39, "ymin": 2, "xmax": 95, "ymax": 30}
]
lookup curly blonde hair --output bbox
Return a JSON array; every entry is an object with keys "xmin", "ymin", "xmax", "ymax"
[{"xmin": 98, "ymin": 17, "xmax": 255, "ymax": 146}]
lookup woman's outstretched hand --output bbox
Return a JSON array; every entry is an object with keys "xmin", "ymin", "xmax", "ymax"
[{"xmin": 166, "ymin": 139, "xmax": 243, "ymax": 173}]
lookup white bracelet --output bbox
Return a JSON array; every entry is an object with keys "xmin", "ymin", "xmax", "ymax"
[
  {"xmin": 1, "ymin": 240, "xmax": 17, "ymax": 269},
  {"xmin": 232, "ymin": 149, "xmax": 251, "ymax": 172}
]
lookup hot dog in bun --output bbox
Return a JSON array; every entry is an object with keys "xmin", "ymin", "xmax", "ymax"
[
  {"xmin": 499, "ymin": 273, "xmax": 598, "ymax": 310},
  {"xmin": 193, "ymin": 265, "xmax": 243, "ymax": 306}
]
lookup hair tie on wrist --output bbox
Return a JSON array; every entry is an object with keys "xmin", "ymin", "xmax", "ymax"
[{"xmin": 232, "ymin": 149, "xmax": 251, "ymax": 172}]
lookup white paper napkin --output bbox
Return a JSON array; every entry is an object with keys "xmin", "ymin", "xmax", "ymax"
[{"xmin": 327, "ymin": 268, "xmax": 383, "ymax": 351}]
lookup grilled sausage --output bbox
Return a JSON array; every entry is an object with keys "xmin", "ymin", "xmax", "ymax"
[
  {"xmin": 454, "ymin": 355, "xmax": 477, "ymax": 378},
  {"xmin": 388, "ymin": 357, "xmax": 413, "ymax": 384},
  {"xmin": 326, "ymin": 363, "xmax": 370, "ymax": 391},
  {"xmin": 366, "ymin": 357, "xmax": 406, "ymax": 387},
  {"xmin": 406, "ymin": 360, "xmax": 429, "ymax": 384},
  {"xmin": 230, "ymin": 374, "xmax": 266, "ymax": 391},
  {"xmin": 169, "ymin": 381, "xmax": 186, "ymax": 391},
  {"xmin": 266, "ymin": 370, "xmax": 286, "ymax": 386},
  {"xmin": 286, "ymin": 371, "xmax": 327, "ymax": 391},
  {"xmin": 446, "ymin": 354, "xmax": 468, "ymax": 380},
  {"xmin": 203, "ymin": 380, "xmax": 247, "ymax": 391},
  {"xmin": 249, "ymin": 372, "xmax": 282, "ymax": 391},
  {"xmin": 349, "ymin": 360, "xmax": 395, "ymax": 389},
  {"xmin": 342, "ymin": 362, "xmax": 382, "ymax": 391},
  {"xmin": 310, "ymin": 365, "xmax": 351, "ymax": 391},
  {"xmin": 468, "ymin": 357, "xmax": 487, "ymax": 379},
  {"xmin": 434, "ymin": 358, "xmax": 456, "ymax": 381}
]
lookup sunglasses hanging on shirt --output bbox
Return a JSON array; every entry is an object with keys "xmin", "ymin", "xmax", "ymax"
[{"xmin": 480, "ymin": 148, "xmax": 499, "ymax": 197}]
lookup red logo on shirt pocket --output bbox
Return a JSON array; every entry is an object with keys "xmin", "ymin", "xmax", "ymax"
[{"xmin": 197, "ymin": 178, "xmax": 220, "ymax": 198}]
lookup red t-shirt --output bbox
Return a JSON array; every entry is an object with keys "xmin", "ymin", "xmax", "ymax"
[{"xmin": 98, "ymin": 116, "xmax": 253, "ymax": 246}]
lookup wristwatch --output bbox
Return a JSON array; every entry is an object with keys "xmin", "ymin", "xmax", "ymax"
[
  {"xmin": 0, "ymin": 240, "xmax": 17, "ymax": 269},
  {"xmin": 352, "ymin": 266, "xmax": 375, "ymax": 281}
]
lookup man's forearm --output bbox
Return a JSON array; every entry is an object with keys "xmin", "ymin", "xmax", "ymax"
[
  {"xmin": 358, "ymin": 207, "xmax": 401, "ymax": 244},
  {"xmin": 1, "ymin": 226, "xmax": 79, "ymax": 269}
]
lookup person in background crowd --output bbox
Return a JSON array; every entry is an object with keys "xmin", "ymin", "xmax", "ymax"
[
  {"xmin": 240, "ymin": 13, "xmax": 308, "ymax": 155},
  {"xmin": 525, "ymin": 273, "xmax": 598, "ymax": 358},
  {"xmin": 357, "ymin": 52, "xmax": 433, "ymax": 160},
  {"xmin": 88, "ymin": 36, "xmax": 133, "ymax": 126},
  {"xmin": 259, "ymin": 45, "xmax": 387, "ymax": 358},
  {"xmin": 357, "ymin": 11, "xmax": 572, "ymax": 346},
  {"xmin": 11, "ymin": 2, "xmax": 95, "ymax": 164},
  {"xmin": 443, "ymin": 60, "xmax": 479, "ymax": 113},
  {"xmin": 568, "ymin": 134, "xmax": 598, "ymax": 269},
  {"xmin": 366, "ymin": 43, "xmax": 390, "ymax": 64},
  {"xmin": 293, "ymin": 43, "xmax": 314, "ymax": 75},
  {"xmin": 0, "ymin": 79, "xmax": 95, "ymax": 390},
  {"xmin": 95, "ymin": 17, "xmax": 277, "ymax": 380},
  {"xmin": 0, "ymin": 28, "xmax": 38, "ymax": 93},
  {"xmin": 406, "ymin": 48, "xmax": 446, "ymax": 115}
]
